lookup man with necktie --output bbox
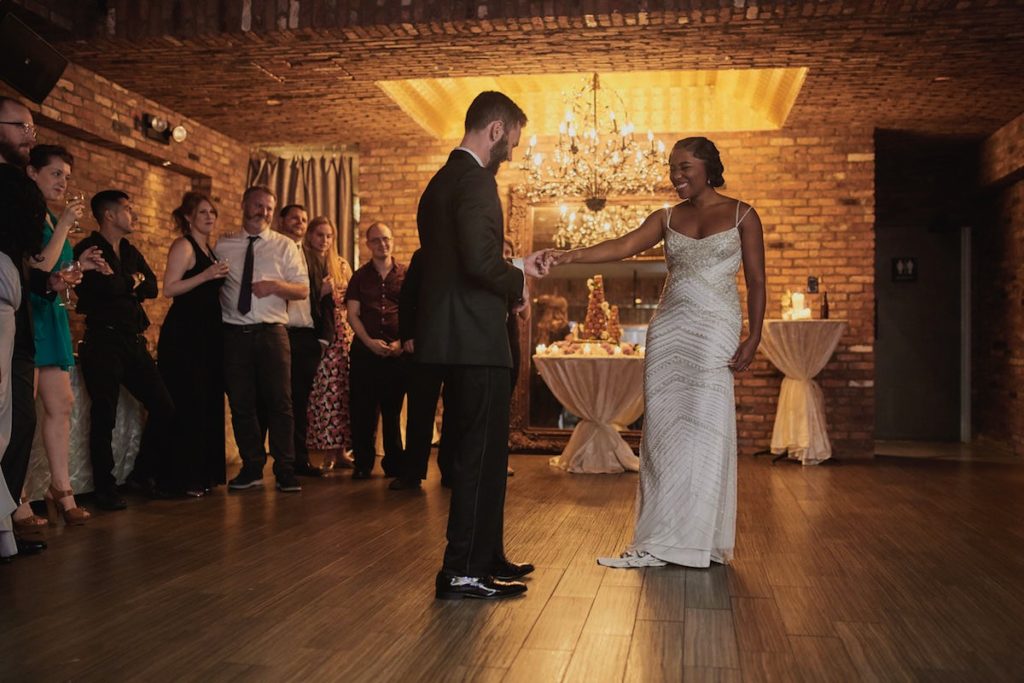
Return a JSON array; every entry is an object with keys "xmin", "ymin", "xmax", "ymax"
[{"xmin": 219, "ymin": 186, "xmax": 310, "ymax": 493}]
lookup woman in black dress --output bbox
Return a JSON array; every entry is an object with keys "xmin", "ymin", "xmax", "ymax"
[{"xmin": 156, "ymin": 192, "xmax": 229, "ymax": 496}]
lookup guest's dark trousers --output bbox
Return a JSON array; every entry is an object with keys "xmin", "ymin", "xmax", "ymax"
[
  {"xmin": 348, "ymin": 339, "xmax": 406, "ymax": 474},
  {"xmin": 79, "ymin": 327, "xmax": 174, "ymax": 494},
  {"xmin": 2, "ymin": 353, "xmax": 36, "ymax": 502},
  {"xmin": 441, "ymin": 365, "xmax": 511, "ymax": 578},
  {"xmin": 402, "ymin": 361, "xmax": 453, "ymax": 481},
  {"xmin": 223, "ymin": 323, "xmax": 295, "ymax": 479},
  {"xmin": 287, "ymin": 327, "xmax": 321, "ymax": 467}
]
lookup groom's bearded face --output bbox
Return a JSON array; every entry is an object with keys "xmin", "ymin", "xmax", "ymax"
[
  {"xmin": 485, "ymin": 133, "xmax": 509, "ymax": 176},
  {"xmin": 485, "ymin": 124, "xmax": 521, "ymax": 176}
]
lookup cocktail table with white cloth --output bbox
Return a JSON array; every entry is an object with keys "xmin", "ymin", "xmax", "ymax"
[
  {"xmin": 533, "ymin": 355, "xmax": 644, "ymax": 473},
  {"xmin": 759, "ymin": 319, "xmax": 847, "ymax": 465}
]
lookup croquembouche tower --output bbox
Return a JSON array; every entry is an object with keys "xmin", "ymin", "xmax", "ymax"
[{"xmin": 576, "ymin": 275, "xmax": 621, "ymax": 344}]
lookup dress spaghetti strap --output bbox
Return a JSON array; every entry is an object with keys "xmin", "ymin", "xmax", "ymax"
[{"xmin": 735, "ymin": 201, "xmax": 753, "ymax": 227}]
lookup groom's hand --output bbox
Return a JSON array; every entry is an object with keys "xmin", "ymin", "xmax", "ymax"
[{"xmin": 524, "ymin": 250, "xmax": 550, "ymax": 278}]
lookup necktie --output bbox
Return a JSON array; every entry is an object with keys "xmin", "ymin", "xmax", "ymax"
[{"xmin": 238, "ymin": 235, "xmax": 259, "ymax": 314}]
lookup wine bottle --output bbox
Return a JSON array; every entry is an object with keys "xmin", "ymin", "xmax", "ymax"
[{"xmin": 821, "ymin": 291, "xmax": 830, "ymax": 320}]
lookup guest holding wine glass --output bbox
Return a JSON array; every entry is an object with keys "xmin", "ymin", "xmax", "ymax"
[
  {"xmin": 11, "ymin": 145, "xmax": 107, "ymax": 528},
  {"xmin": 154, "ymin": 192, "xmax": 229, "ymax": 496},
  {"xmin": 302, "ymin": 217, "xmax": 354, "ymax": 472}
]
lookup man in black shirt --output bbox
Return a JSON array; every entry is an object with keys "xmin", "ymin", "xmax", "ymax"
[{"xmin": 74, "ymin": 190, "xmax": 174, "ymax": 510}]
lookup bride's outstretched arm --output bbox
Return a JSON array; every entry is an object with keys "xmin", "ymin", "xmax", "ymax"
[
  {"xmin": 729, "ymin": 205, "xmax": 767, "ymax": 372},
  {"xmin": 549, "ymin": 208, "xmax": 664, "ymax": 266}
]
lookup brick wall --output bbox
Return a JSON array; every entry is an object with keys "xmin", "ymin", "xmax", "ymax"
[
  {"xmin": 360, "ymin": 126, "xmax": 876, "ymax": 457},
  {"xmin": 975, "ymin": 113, "xmax": 1024, "ymax": 455},
  {"xmin": 1, "ymin": 63, "xmax": 250, "ymax": 349}
]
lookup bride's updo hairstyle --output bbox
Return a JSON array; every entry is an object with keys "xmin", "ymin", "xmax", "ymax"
[{"xmin": 673, "ymin": 137, "xmax": 725, "ymax": 188}]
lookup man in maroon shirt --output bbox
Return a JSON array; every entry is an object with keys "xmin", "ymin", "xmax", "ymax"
[{"xmin": 344, "ymin": 222, "xmax": 407, "ymax": 479}]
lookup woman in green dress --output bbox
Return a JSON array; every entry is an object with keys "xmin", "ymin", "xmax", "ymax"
[{"xmin": 15, "ymin": 145, "xmax": 101, "ymax": 526}]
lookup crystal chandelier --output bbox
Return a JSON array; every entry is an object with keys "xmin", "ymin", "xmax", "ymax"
[
  {"xmin": 516, "ymin": 74, "xmax": 666, "ymax": 249},
  {"xmin": 553, "ymin": 203, "xmax": 654, "ymax": 249}
]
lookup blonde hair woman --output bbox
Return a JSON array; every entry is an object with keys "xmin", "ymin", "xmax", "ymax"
[{"xmin": 302, "ymin": 217, "xmax": 354, "ymax": 471}]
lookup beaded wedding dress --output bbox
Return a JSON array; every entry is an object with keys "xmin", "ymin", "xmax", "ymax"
[{"xmin": 599, "ymin": 201, "xmax": 749, "ymax": 569}]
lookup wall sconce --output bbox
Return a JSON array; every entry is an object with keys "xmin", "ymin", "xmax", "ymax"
[{"xmin": 138, "ymin": 113, "xmax": 188, "ymax": 144}]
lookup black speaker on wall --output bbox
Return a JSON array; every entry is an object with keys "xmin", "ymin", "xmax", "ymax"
[{"xmin": 0, "ymin": 11, "xmax": 68, "ymax": 104}]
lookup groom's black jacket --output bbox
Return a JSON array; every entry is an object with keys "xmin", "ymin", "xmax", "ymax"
[{"xmin": 413, "ymin": 149, "xmax": 524, "ymax": 368}]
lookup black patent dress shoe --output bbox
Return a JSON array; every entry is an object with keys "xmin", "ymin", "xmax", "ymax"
[
  {"xmin": 15, "ymin": 536, "xmax": 48, "ymax": 555},
  {"xmin": 94, "ymin": 489, "xmax": 128, "ymax": 511},
  {"xmin": 352, "ymin": 469, "xmax": 371, "ymax": 480},
  {"xmin": 294, "ymin": 462, "xmax": 324, "ymax": 478},
  {"xmin": 388, "ymin": 477, "xmax": 421, "ymax": 491},
  {"xmin": 492, "ymin": 560, "xmax": 535, "ymax": 581},
  {"xmin": 435, "ymin": 572, "xmax": 527, "ymax": 600}
]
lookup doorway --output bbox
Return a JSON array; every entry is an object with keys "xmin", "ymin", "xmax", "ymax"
[{"xmin": 873, "ymin": 131, "xmax": 977, "ymax": 441}]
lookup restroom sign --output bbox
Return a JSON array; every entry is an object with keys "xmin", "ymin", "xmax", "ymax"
[{"xmin": 892, "ymin": 257, "xmax": 917, "ymax": 283}]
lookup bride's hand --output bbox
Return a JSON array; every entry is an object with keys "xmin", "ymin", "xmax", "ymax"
[
  {"xmin": 544, "ymin": 249, "xmax": 574, "ymax": 268},
  {"xmin": 729, "ymin": 337, "xmax": 759, "ymax": 372}
]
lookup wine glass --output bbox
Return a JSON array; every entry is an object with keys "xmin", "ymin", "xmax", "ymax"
[
  {"xmin": 57, "ymin": 259, "xmax": 81, "ymax": 308},
  {"xmin": 65, "ymin": 190, "xmax": 86, "ymax": 234}
]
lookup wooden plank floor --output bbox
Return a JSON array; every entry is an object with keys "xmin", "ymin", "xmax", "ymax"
[{"xmin": 2, "ymin": 454, "xmax": 1024, "ymax": 682}]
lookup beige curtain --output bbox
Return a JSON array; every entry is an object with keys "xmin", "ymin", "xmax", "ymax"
[{"xmin": 247, "ymin": 150, "xmax": 359, "ymax": 265}]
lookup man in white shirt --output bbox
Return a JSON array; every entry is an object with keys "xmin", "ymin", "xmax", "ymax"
[
  {"xmin": 275, "ymin": 203, "xmax": 324, "ymax": 477},
  {"xmin": 219, "ymin": 186, "xmax": 310, "ymax": 492}
]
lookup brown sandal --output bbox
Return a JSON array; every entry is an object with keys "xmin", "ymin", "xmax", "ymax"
[
  {"xmin": 45, "ymin": 485, "xmax": 91, "ymax": 526},
  {"xmin": 12, "ymin": 499, "xmax": 48, "ymax": 531}
]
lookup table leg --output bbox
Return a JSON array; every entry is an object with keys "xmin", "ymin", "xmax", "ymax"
[{"xmin": 549, "ymin": 419, "xmax": 640, "ymax": 474}]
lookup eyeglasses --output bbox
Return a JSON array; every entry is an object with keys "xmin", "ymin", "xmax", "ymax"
[{"xmin": 0, "ymin": 121, "xmax": 37, "ymax": 137}]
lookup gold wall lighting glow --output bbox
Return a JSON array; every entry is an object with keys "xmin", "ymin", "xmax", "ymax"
[{"xmin": 376, "ymin": 68, "xmax": 808, "ymax": 139}]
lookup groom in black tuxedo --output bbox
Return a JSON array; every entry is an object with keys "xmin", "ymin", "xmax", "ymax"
[{"xmin": 414, "ymin": 92, "xmax": 543, "ymax": 600}]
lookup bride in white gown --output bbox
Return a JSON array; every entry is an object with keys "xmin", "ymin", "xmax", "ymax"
[{"xmin": 545, "ymin": 137, "xmax": 766, "ymax": 568}]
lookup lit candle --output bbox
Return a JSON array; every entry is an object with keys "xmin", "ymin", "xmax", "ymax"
[
  {"xmin": 535, "ymin": 344, "xmax": 547, "ymax": 355},
  {"xmin": 791, "ymin": 292, "xmax": 805, "ymax": 312},
  {"xmin": 583, "ymin": 343, "xmax": 592, "ymax": 355}
]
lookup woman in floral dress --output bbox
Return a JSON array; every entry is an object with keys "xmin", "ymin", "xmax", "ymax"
[{"xmin": 304, "ymin": 217, "xmax": 354, "ymax": 471}]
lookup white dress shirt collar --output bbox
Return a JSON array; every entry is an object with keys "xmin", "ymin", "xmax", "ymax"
[{"xmin": 455, "ymin": 146, "xmax": 485, "ymax": 168}]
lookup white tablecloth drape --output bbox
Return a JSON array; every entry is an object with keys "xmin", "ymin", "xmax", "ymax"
[
  {"xmin": 24, "ymin": 368, "xmax": 145, "ymax": 501},
  {"xmin": 533, "ymin": 355, "xmax": 644, "ymax": 474},
  {"xmin": 759, "ymin": 319, "xmax": 847, "ymax": 465}
]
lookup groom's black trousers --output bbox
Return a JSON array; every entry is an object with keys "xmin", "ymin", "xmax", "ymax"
[{"xmin": 440, "ymin": 364, "xmax": 511, "ymax": 577}]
